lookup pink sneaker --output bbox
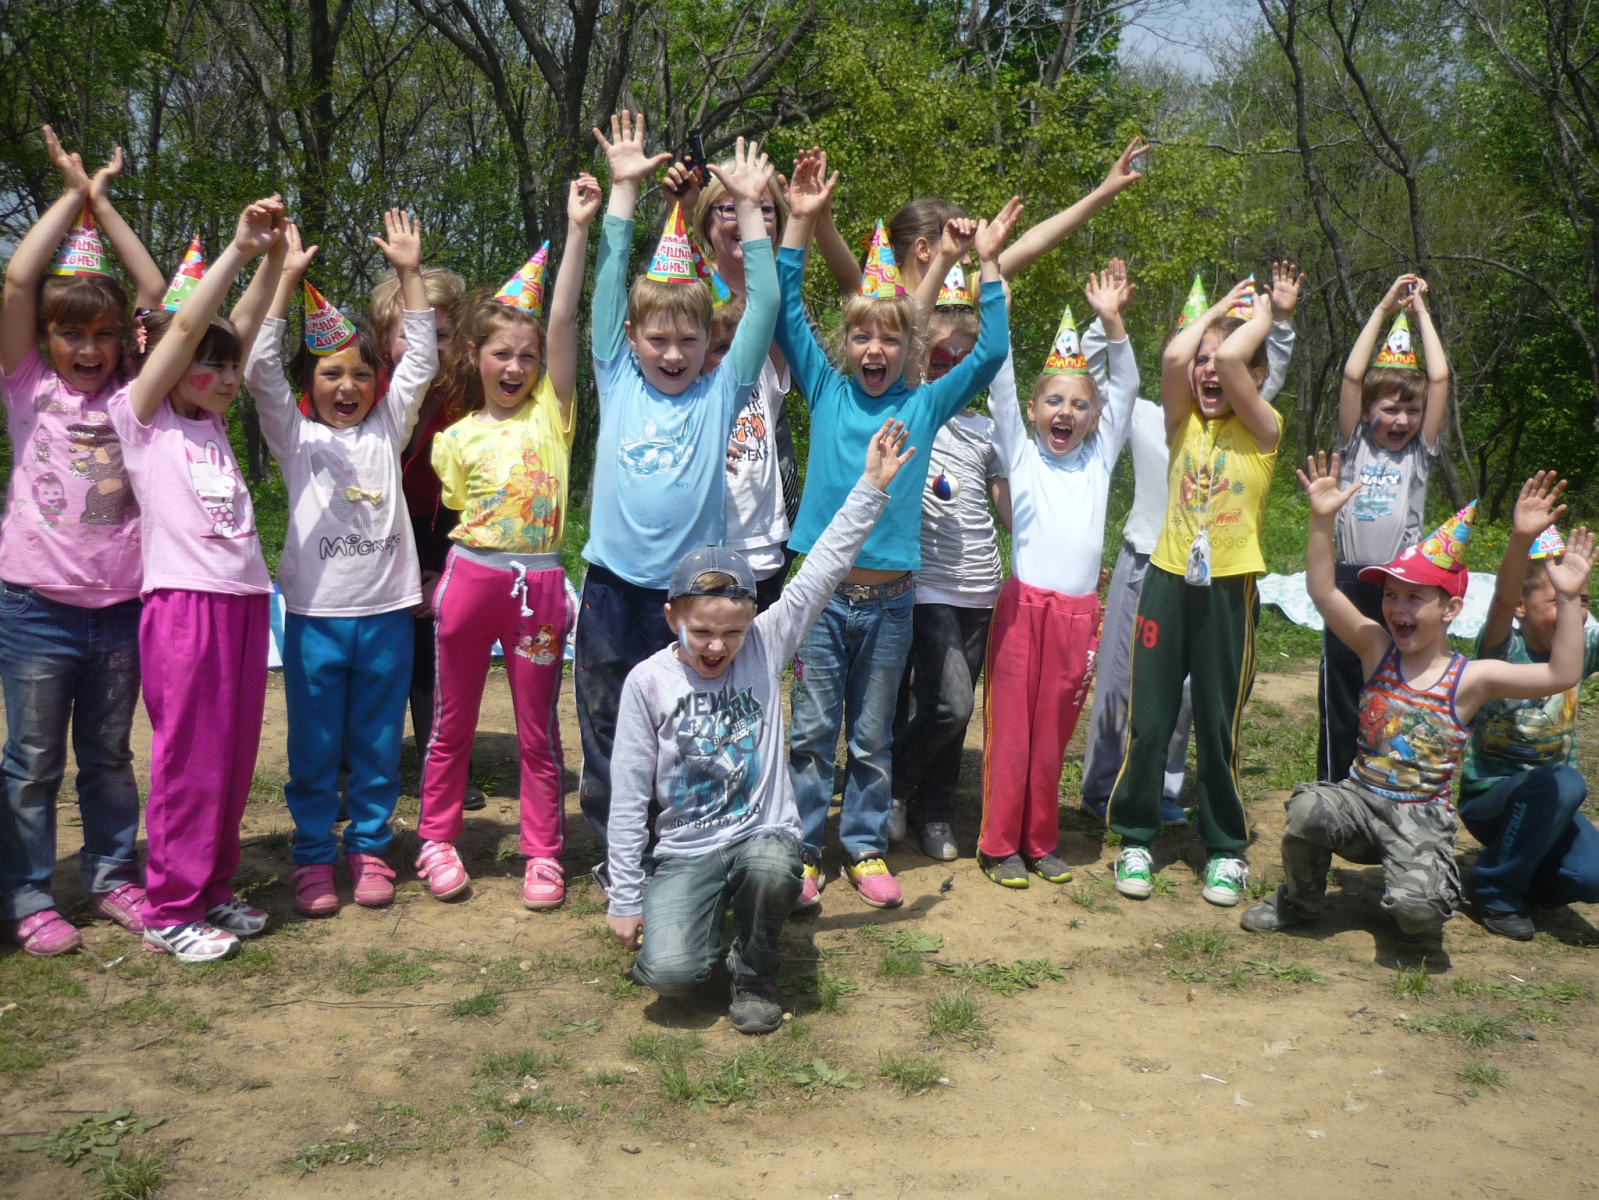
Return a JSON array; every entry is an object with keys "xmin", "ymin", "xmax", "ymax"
[
  {"xmin": 292, "ymin": 865, "xmax": 339, "ymax": 916},
  {"xmin": 347, "ymin": 854, "xmax": 395, "ymax": 907},
  {"xmin": 91, "ymin": 883, "xmax": 146, "ymax": 933},
  {"xmin": 843, "ymin": 857, "xmax": 903, "ymax": 908},
  {"xmin": 522, "ymin": 857, "xmax": 565, "ymax": 911},
  {"xmin": 416, "ymin": 840, "xmax": 469, "ymax": 900},
  {"xmin": 13, "ymin": 909, "xmax": 82, "ymax": 957},
  {"xmin": 793, "ymin": 862, "xmax": 824, "ymax": 914}
]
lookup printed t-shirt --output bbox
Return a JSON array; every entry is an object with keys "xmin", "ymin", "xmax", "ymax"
[
  {"xmin": 1150, "ymin": 406, "xmax": 1280, "ymax": 579},
  {"xmin": 725, "ymin": 355, "xmax": 792, "ymax": 578},
  {"xmin": 1335, "ymin": 422, "xmax": 1437, "ymax": 566}
]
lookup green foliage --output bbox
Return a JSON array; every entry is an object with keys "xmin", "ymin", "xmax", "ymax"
[
  {"xmin": 878, "ymin": 1052, "xmax": 947, "ymax": 1095},
  {"xmin": 1392, "ymin": 965, "xmax": 1433, "ymax": 998},
  {"xmin": 1401, "ymin": 1011, "xmax": 1510, "ymax": 1046},
  {"xmin": 1458, "ymin": 1061, "xmax": 1505, "ymax": 1091},
  {"xmin": 786, "ymin": 1057, "xmax": 863, "ymax": 1095},
  {"xmin": 939, "ymin": 958, "xmax": 1070, "ymax": 995},
  {"xmin": 448, "ymin": 988, "xmax": 501, "ymax": 1018},
  {"xmin": 91, "ymin": 1151, "xmax": 169, "ymax": 1200},
  {"xmin": 472, "ymin": 1048, "xmax": 568, "ymax": 1080},
  {"xmin": 337, "ymin": 949, "xmax": 441, "ymax": 995},
  {"xmin": 12, "ymin": 1108, "xmax": 165, "ymax": 1167},
  {"xmin": 928, "ymin": 989, "xmax": 988, "ymax": 1045}
]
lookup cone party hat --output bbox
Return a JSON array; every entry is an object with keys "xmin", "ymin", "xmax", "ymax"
[
  {"xmin": 1529, "ymin": 526, "xmax": 1567, "ymax": 561},
  {"xmin": 1176, "ymin": 274, "xmax": 1208, "ymax": 328},
  {"xmin": 688, "ymin": 239, "xmax": 732, "ymax": 308},
  {"xmin": 302, "ymin": 281, "xmax": 359, "ymax": 355},
  {"xmin": 1373, "ymin": 312, "xmax": 1420, "ymax": 370},
  {"xmin": 1042, "ymin": 305, "xmax": 1088, "ymax": 375},
  {"xmin": 496, "ymin": 242, "xmax": 549, "ymax": 315},
  {"xmin": 1225, "ymin": 276, "xmax": 1256, "ymax": 319},
  {"xmin": 935, "ymin": 263, "xmax": 973, "ymax": 309},
  {"xmin": 1418, "ymin": 501, "xmax": 1477, "ymax": 571},
  {"xmin": 646, "ymin": 204, "xmax": 697, "ymax": 283},
  {"xmin": 161, "ymin": 237, "xmax": 207, "ymax": 311},
  {"xmin": 52, "ymin": 205, "xmax": 107, "ymax": 276},
  {"xmin": 859, "ymin": 221, "xmax": 906, "ymax": 299}
]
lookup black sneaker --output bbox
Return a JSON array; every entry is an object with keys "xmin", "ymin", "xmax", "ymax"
[
  {"xmin": 729, "ymin": 982, "xmax": 783, "ymax": 1034},
  {"xmin": 980, "ymin": 853, "xmax": 1029, "ymax": 889},
  {"xmin": 463, "ymin": 784, "xmax": 488, "ymax": 812},
  {"xmin": 1240, "ymin": 887, "xmax": 1310, "ymax": 934},
  {"xmin": 1481, "ymin": 909, "xmax": 1536, "ymax": 941},
  {"xmin": 1026, "ymin": 853, "xmax": 1073, "ymax": 884}
]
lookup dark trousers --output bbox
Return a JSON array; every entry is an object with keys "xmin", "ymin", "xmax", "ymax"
[
  {"xmin": 1318, "ymin": 565, "xmax": 1386, "ymax": 782},
  {"xmin": 892, "ymin": 603, "xmax": 992, "ymax": 825},
  {"xmin": 574, "ymin": 563, "xmax": 674, "ymax": 846},
  {"xmin": 1459, "ymin": 765, "xmax": 1599, "ymax": 914},
  {"xmin": 409, "ymin": 509, "xmax": 458, "ymax": 750},
  {"xmin": 1108, "ymin": 567, "xmax": 1258, "ymax": 851}
]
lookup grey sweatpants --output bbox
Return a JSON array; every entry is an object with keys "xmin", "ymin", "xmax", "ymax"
[
  {"xmin": 1081, "ymin": 541, "xmax": 1191, "ymax": 803},
  {"xmin": 1277, "ymin": 779, "xmax": 1461, "ymax": 935}
]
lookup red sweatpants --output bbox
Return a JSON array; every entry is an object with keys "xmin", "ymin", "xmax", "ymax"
[{"xmin": 980, "ymin": 577, "xmax": 1100, "ymax": 860}]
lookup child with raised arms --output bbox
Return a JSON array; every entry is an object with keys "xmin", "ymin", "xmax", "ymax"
[
  {"xmin": 1243, "ymin": 461, "xmax": 1593, "ymax": 942},
  {"xmin": 109, "ymin": 195, "xmax": 285, "ymax": 962},
  {"xmin": 607, "ymin": 420, "xmax": 915, "ymax": 1033},
  {"xmin": 238, "ymin": 210, "xmax": 438, "ymax": 916},
  {"xmin": 574, "ymin": 116, "xmax": 781, "ymax": 875},
  {"xmin": 0, "ymin": 127, "xmax": 167, "ymax": 955},
  {"xmin": 776, "ymin": 153, "xmax": 1015, "ymax": 910}
]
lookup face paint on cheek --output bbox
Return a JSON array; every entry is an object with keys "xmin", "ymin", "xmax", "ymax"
[
  {"xmin": 188, "ymin": 372, "xmax": 216, "ymax": 392},
  {"xmin": 679, "ymin": 625, "xmax": 693, "ymax": 656}
]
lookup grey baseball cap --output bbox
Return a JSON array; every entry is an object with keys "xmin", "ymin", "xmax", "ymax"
[{"xmin": 668, "ymin": 545, "xmax": 757, "ymax": 601}]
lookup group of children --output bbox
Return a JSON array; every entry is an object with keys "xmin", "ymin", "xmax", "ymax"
[{"xmin": 5, "ymin": 118, "xmax": 1599, "ymax": 1036}]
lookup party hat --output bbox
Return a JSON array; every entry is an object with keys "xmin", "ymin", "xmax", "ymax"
[
  {"xmin": 1225, "ymin": 275, "xmax": 1256, "ymax": 319},
  {"xmin": 935, "ymin": 263, "xmax": 973, "ymax": 309},
  {"xmin": 647, "ymin": 203, "xmax": 697, "ymax": 283},
  {"xmin": 302, "ymin": 280, "xmax": 359, "ymax": 355},
  {"xmin": 51, "ymin": 205, "xmax": 107, "ymax": 276},
  {"xmin": 1176, "ymin": 274, "xmax": 1208, "ymax": 328},
  {"xmin": 859, "ymin": 221, "xmax": 906, "ymax": 299},
  {"xmin": 1373, "ymin": 312, "xmax": 1420, "ymax": 370},
  {"xmin": 1529, "ymin": 526, "xmax": 1567, "ymax": 561},
  {"xmin": 161, "ymin": 236, "xmax": 207, "ymax": 311},
  {"xmin": 687, "ymin": 239, "xmax": 732, "ymax": 308},
  {"xmin": 495, "ymin": 242, "xmax": 549, "ymax": 315},
  {"xmin": 1419, "ymin": 501, "xmax": 1476, "ymax": 570},
  {"xmin": 1042, "ymin": 305, "xmax": 1088, "ymax": 375},
  {"xmin": 1358, "ymin": 500, "xmax": 1476, "ymax": 599}
]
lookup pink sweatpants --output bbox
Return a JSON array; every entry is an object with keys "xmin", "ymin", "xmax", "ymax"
[
  {"xmin": 420, "ymin": 550, "xmax": 566, "ymax": 857},
  {"xmin": 980, "ymin": 577, "xmax": 1100, "ymax": 860},
  {"xmin": 140, "ymin": 589, "xmax": 269, "ymax": 927}
]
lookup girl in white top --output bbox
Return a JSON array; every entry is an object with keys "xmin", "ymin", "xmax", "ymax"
[{"xmin": 238, "ymin": 212, "xmax": 438, "ymax": 919}]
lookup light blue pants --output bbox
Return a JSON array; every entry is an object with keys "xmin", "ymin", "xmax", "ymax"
[{"xmin": 283, "ymin": 609, "xmax": 413, "ymax": 865}]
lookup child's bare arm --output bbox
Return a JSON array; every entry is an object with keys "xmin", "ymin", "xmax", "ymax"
[
  {"xmin": 1, "ymin": 127, "xmax": 92, "ymax": 374},
  {"xmin": 548, "ymin": 173, "xmax": 601, "ymax": 416},
  {"xmin": 1340, "ymin": 274, "xmax": 1416, "ymax": 442},
  {"xmin": 1302, "ymin": 452, "xmax": 1390, "ymax": 672},
  {"xmin": 782, "ymin": 149, "xmax": 838, "ymax": 253},
  {"xmin": 1213, "ymin": 285, "xmax": 1281, "ymax": 453},
  {"xmin": 1408, "ymin": 280, "xmax": 1449, "ymax": 449},
  {"xmin": 596, "ymin": 110, "xmax": 672, "ymax": 222},
  {"xmin": 1160, "ymin": 279, "xmax": 1248, "ymax": 442},
  {"xmin": 229, "ymin": 226, "xmax": 288, "ymax": 353},
  {"xmin": 266, "ymin": 224, "xmax": 318, "ymax": 322},
  {"xmin": 1481, "ymin": 472, "xmax": 1568, "ymax": 652},
  {"xmin": 86, "ymin": 147, "xmax": 166, "ymax": 310},
  {"xmin": 999, "ymin": 137, "xmax": 1148, "ymax": 279}
]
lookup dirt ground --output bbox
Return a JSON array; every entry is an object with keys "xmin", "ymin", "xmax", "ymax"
[{"xmin": 4, "ymin": 664, "xmax": 1599, "ymax": 1200}]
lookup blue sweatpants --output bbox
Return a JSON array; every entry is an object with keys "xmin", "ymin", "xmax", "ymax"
[
  {"xmin": 1459, "ymin": 764, "xmax": 1599, "ymax": 914},
  {"xmin": 283, "ymin": 609, "xmax": 414, "ymax": 865}
]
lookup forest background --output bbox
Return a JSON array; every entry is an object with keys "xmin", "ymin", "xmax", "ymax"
[{"xmin": 2, "ymin": 0, "xmax": 1597, "ymax": 581}]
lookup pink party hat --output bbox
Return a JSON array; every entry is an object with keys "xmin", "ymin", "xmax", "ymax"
[
  {"xmin": 302, "ymin": 280, "xmax": 359, "ymax": 355},
  {"xmin": 52, "ymin": 205, "xmax": 107, "ymax": 276},
  {"xmin": 496, "ymin": 242, "xmax": 549, "ymax": 315},
  {"xmin": 647, "ymin": 204, "xmax": 697, "ymax": 283},
  {"xmin": 859, "ymin": 221, "xmax": 906, "ymax": 299},
  {"xmin": 161, "ymin": 236, "xmax": 207, "ymax": 311}
]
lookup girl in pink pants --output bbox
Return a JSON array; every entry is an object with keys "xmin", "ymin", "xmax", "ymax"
[{"xmin": 417, "ymin": 175, "xmax": 595, "ymax": 910}]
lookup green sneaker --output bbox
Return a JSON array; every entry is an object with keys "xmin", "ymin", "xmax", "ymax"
[
  {"xmin": 1113, "ymin": 846, "xmax": 1153, "ymax": 898},
  {"xmin": 1026, "ymin": 853, "xmax": 1073, "ymax": 884},
  {"xmin": 980, "ymin": 853, "xmax": 1029, "ymax": 889},
  {"xmin": 1201, "ymin": 853, "xmax": 1248, "ymax": 907}
]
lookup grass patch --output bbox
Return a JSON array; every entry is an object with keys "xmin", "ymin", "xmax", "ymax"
[
  {"xmin": 1451, "ymin": 976, "xmax": 1590, "ymax": 1004},
  {"xmin": 1156, "ymin": 927, "xmax": 1234, "ymax": 964},
  {"xmin": 1071, "ymin": 880, "xmax": 1118, "ymax": 911},
  {"xmin": 473, "ymin": 1048, "xmax": 569, "ymax": 1080},
  {"xmin": 878, "ymin": 1052, "xmax": 946, "ymax": 1095},
  {"xmin": 1238, "ymin": 702, "xmax": 1318, "ymax": 794},
  {"xmin": 336, "ymin": 948, "xmax": 441, "ymax": 995},
  {"xmin": 928, "ymin": 989, "xmax": 987, "ymax": 1046},
  {"xmin": 1242, "ymin": 956, "xmax": 1326, "ymax": 985},
  {"xmin": 287, "ymin": 1136, "xmax": 390, "ymax": 1173},
  {"xmin": 862, "ymin": 927, "xmax": 941, "ymax": 980},
  {"xmin": 448, "ymin": 988, "xmax": 502, "ymax": 1018},
  {"xmin": 565, "ymin": 878, "xmax": 607, "ymax": 917},
  {"xmin": 90, "ymin": 1150, "xmax": 168, "ymax": 1200},
  {"xmin": 626, "ymin": 1030, "xmax": 703, "ymax": 1065},
  {"xmin": 1458, "ymin": 1061, "xmax": 1506, "ymax": 1091},
  {"xmin": 813, "ymin": 969, "xmax": 858, "ymax": 1013},
  {"xmin": 12, "ymin": 1108, "xmax": 166, "ymax": 1166},
  {"xmin": 939, "ymin": 958, "xmax": 1069, "ymax": 996},
  {"xmin": 1401, "ymin": 1011, "xmax": 1510, "ymax": 1047},
  {"xmin": 785, "ymin": 1057, "xmax": 862, "ymax": 1095},
  {"xmin": 1150, "ymin": 871, "xmax": 1178, "ymax": 898},
  {"xmin": 1392, "ymin": 965, "xmax": 1432, "ymax": 998}
]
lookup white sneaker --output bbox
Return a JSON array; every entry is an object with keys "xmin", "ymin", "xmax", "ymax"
[
  {"xmin": 1201, "ymin": 853, "xmax": 1249, "ymax": 907},
  {"xmin": 1112, "ymin": 846, "xmax": 1154, "ymax": 898},
  {"xmin": 144, "ymin": 920, "xmax": 239, "ymax": 963},
  {"xmin": 919, "ymin": 822, "xmax": 958, "ymax": 861},
  {"xmin": 206, "ymin": 897, "xmax": 269, "ymax": 937},
  {"xmin": 886, "ymin": 797, "xmax": 908, "ymax": 843}
]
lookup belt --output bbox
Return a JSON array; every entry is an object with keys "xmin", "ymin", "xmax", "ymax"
[{"xmin": 834, "ymin": 574, "xmax": 913, "ymax": 602}]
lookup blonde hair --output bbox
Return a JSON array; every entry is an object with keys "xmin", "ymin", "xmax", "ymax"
[
  {"xmin": 627, "ymin": 275, "xmax": 713, "ymax": 335},
  {"xmin": 830, "ymin": 294, "xmax": 928, "ymax": 379},
  {"xmin": 692, "ymin": 170, "xmax": 789, "ymax": 270},
  {"xmin": 928, "ymin": 306, "xmax": 979, "ymax": 346},
  {"xmin": 368, "ymin": 265, "xmax": 466, "ymax": 341},
  {"xmin": 1029, "ymin": 369, "xmax": 1102, "ymax": 413},
  {"xmin": 709, "ymin": 295, "xmax": 747, "ymax": 341}
]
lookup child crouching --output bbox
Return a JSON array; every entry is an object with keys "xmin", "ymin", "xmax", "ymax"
[{"xmin": 606, "ymin": 421, "xmax": 914, "ymax": 1033}]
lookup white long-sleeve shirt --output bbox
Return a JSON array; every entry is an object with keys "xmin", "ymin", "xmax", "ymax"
[
  {"xmin": 990, "ymin": 337, "xmax": 1139, "ymax": 595},
  {"xmin": 244, "ymin": 310, "xmax": 438, "ymax": 616}
]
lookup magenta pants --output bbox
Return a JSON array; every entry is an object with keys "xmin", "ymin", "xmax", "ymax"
[
  {"xmin": 139, "ymin": 589, "xmax": 269, "ymax": 927},
  {"xmin": 420, "ymin": 550, "xmax": 566, "ymax": 857}
]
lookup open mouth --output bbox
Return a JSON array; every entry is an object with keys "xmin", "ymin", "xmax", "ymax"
[
  {"xmin": 497, "ymin": 378, "xmax": 523, "ymax": 399},
  {"xmin": 333, "ymin": 399, "xmax": 359, "ymax": 419},
  {"xmin": 1390, "ymin": 618, "xmax": 1418, "ymax": 644},
  {"xmin": 657, "ymin": 364, "xmax": 686, "ymax": 383},
  {"xmin": 71, "ymin": 361, "xmax": 105, "ymax": 386},
  {"xmin": 1198, "ymin": 380, "xmax": 1224, "ymax": 406},
  {"xmin": 861, "ymin": 364, "xmax": 886, "ymax": 389},
  {"xmin": 1048, "ymin": 419, "xmax": 1075, "ymax": 452},
  {"xmin": 699, "ymin": 654, "xmax": 726, "ymax": 671}
]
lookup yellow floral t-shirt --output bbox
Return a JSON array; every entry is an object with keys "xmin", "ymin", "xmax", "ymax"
[
  {"xmin": 431, "ymin": 374, "xmax": 574, "ymax": 554},
  {"xmin": 1150, "ymin": 405, "xmax": 1280, "ymax": 578}
]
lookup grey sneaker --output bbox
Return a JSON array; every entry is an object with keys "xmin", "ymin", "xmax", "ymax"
[
  {"xmin": 886, "ymin": 796, "xmax": 908, "ymax": 842},
  {"xmin": 980, "ymin": 853, "xmax": 1029, "ymax": 889},
  {"xmin": 1240, "ymin": 887, "xmax": 1310, "ymax": 934},
  {"xmin": 1026, "ymin": 853, "xmax": 1073, "ymax": 884},
  {"xmin": 729, "ymin": 982, "xmax": 783, "ymax": 1034},
  {"xmin": 919, "ymin": 822, "xmax": 958, "ymax": 861}
]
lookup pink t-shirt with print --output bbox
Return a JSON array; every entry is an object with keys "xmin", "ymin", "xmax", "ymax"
[
  {"xmin": 108, "ymin": 393, "xmax": 270, "ymax": 596},
  {"xmin": 0, "ymin": 347, "xmax": 142, "ymax": 606}
]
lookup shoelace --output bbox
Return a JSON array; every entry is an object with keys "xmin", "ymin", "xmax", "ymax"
[
  {"xmin": 1209, "ymin": 857, "xmax": 1248, "ymax": 887},
  {"xmin": 508, "ymin": 561, "xmax": 533, "ymax": 616},
  {"xmin": 1121, "ymin": 847, "xmax": 1153, "ymax": 874},
  {"xmin": 852, "ymin": 858, "xmax": 888, "ymax": 876}
]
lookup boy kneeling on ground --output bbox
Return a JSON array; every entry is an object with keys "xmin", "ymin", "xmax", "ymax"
[
  {"xmin": 1243, "ymin": 454, "xmax": 1593, "ymax": 944},
  {"xmin": 605, "ymin": 421, "xmax": 914, "ymax": 1033}
]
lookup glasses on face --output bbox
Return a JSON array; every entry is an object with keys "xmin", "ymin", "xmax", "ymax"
[{"xmin": 711, "ymin": 203, "xmax": 778, "ymax": 221}]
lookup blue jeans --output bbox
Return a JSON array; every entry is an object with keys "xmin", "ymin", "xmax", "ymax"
[
  {"xmin": 631, "ymin": 828, "xmax": 803, "ymax": 993},
  {"xmin": 0, "ymin": 581, "xmax": 142, "ymax": 919},
  {"xmin": 283, "ymin": 610, "xmax": 413, "ymax": 865},
  {"xmin": 1459, "ymin": 765, "xmax": 1599, "ymax": 913},
  {"xmin": 788, "ymin": 584, "xmax": 915, "ymax": 861}
]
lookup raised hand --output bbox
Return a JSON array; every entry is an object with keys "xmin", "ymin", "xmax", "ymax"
[
  {"xmin": 41, "ymin": 125, "xmax": 90, "ymax": 195},
  {"xmin": 1297, "ymin": 451, "xmax": 1361, "ymax": 518},
  {"xmin": 1085, "ymin": 264, "xmax": 1134, "ymax": 320},
  {"xmin": 1101, "ymin": 136, "xmax": 1150, "ymax": 195},
  {"xmin": 569, "ymin": 173, "xmax": 602, "ymax": 227},
  {"xmin": 593, "ymin": 110, "xmax": 671, "ymax": 186},
  {"xmin": 1512, "ymin": 470, "xmax": 1570, "ymax": 541},
  {"xmin": 939, "ymin": 217, "xmax": 978, "ymax": 262},
  {"xmin": 372, "ymin": 208, "xmax": 422, "ymax": 274},
  {"xmin": 282, "ymin": 222, "xmax": 320, "ymax": 278},
  {"xmin": 1268, "ymin": 260, "xmax": 1305, "ymax": 320},
  {"xmin": 864, "ymin": 418, "xmax": 915, "ymax": 491},
  {"xmin": 233, "ymin": 195, "xmax": 285, "ymax": 259},
  {"xmin": 1213, "ymin": 277, "xmax": 1255, "ymax": 320},
  {"xmin": 1379, "ymin": 273, "xmax": 1420, "ymax": 315},
  {"xmin": 975, "ymin": 196, "xmax": 1024, "ymax": 265},
  {"xmin": 1404, "ymin": 276, "xmax": 1430, "ymax": 315},
  {"xmin": 705, "ymin": 137, "xmax": 773, "ymax": 207},
  {"xmin": 1548, "ymin": 527, "xmax": 1596, "ymax": 599},
  {"xmin": 662, "ymin": 161, "xmax": 701, "ymax": 210},
  {"xmin": 88, "ymin": 146, "xmax": 126, "ymax": 203},
  {"xmin": 785, "ymin": 149, "xmax": 839, "ymax": 220}
]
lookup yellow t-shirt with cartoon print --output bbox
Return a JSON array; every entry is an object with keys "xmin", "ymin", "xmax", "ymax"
[
  {"xmin": 1150, "ymin": 404, "xmax": 1280, "ymax": 578},
  {"xmin": 431, "ymin": 373, "xmax": 575, "ymax": 554}
]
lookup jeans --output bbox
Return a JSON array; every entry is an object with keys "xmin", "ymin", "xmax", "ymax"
[
  {"xmin": 630, "ymin": 829, "xmax": 803, "ymax": 993},
  {"xmin": 1459, "ymin": 766, "xmax": 1599, "ymax": 914},
  {"xmin": 0, "ymin": 580, "xmax": 142, "ymax": 920},
  {"xmin": 788, "ymin": 583, "xmax": 915, "ymax": 861},
  {"xmin": 283, "ymin": 609, "xmax": 413, "ymax": 865},
  {"xmin": 892, "ymin": 603, "xmax": 992, "ymax": 825}
]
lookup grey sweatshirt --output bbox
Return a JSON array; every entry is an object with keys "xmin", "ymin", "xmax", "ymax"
[{"xmin": 604, "ymin": 477, "xmax": 890, "ymax": 917}]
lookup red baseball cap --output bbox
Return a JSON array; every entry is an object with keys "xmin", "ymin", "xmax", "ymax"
[{"xmin": 1358, "ymin": 545, "xmax": 1468, "ymax": 599}]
